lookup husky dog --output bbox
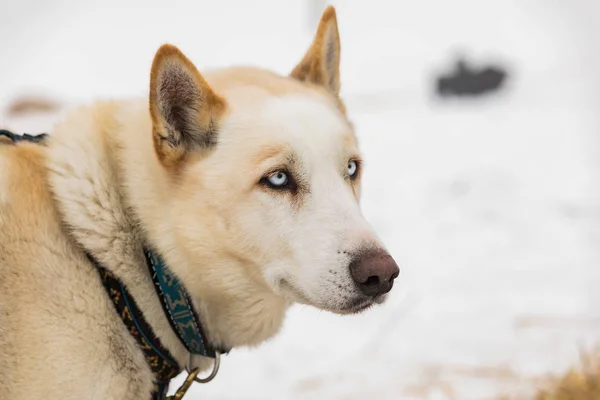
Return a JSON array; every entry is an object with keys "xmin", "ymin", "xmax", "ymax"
[{"xmin": 0, "ymin": 6, "xmax": 399, "ymax": 399}]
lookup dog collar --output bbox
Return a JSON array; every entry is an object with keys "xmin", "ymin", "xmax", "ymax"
[
  {"xmin": 0, "ymin": 130, "xmax": 219, "ymax": 399},
  {"xmin": 144, "ymin": 247, "xmax": 215, "ymax": 358},
  {"xmin": 91, "ymin": 247, "xmax": 220, "ymax": 399},
  {"xmin": 91, "ymin": 256, "xmax": 181, "ymax": 398},
  {"xmin": 0, "ymin": 129, "xmax": 47, "ymax": 143}
]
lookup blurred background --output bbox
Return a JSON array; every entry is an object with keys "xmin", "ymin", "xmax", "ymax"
[{"xmin": 2, "ymin": 0, "xmax": 600, "ymax": 399}]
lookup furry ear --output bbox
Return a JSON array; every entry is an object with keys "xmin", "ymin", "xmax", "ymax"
[
  {"xmin": 149, "ymin": 44, "xmax": 226, "ymax": 167},
  {"xmin": 290, "ymin": 6, "xmax": 341, "ymax": 95}
]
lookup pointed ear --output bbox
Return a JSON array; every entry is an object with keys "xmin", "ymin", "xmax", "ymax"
[
  {"xmin": 149, "ymin": 44, "xmax": 226, "ymax": 167},
  {"xmin": 290, "ymin": 6, "xmax": 341, "ymax": 95}
]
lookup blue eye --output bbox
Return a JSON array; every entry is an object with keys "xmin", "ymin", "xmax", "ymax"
[
  {"xmin": 348, "ymin": 160, "xmax": 358, "ymax": 178},
  {"xmin": 266, "ymin": 171, "xmax": 289, "ymax": 187}
]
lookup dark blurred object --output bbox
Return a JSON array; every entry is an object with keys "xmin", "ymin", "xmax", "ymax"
[{"xmin": 435, "ymin": 57, "xmax": 509, "ymax": 98}]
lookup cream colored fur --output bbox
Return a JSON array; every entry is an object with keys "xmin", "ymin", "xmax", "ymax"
[{"xmin": 0, "ymin": 7, "xmax": 396, "ymax": 400}]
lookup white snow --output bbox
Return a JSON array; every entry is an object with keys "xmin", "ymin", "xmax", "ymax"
[{"xmin": 2, "ymin": 0, "xmax": 600, "ymax": 399}]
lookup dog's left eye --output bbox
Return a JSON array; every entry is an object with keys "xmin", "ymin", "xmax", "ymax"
[{"xmin": 347, "ymin": 160, "xmax": 358, "ymax": 178}]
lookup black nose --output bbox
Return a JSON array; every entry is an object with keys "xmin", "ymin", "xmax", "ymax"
[{"xmin": 349, "ymin": 249, "xmax": 400, "ymax": 297}]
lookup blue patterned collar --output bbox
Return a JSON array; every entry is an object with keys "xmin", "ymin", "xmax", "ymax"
[{"xmin": 144, "ymin": 247, "xmax": 216, "ymax": 359}]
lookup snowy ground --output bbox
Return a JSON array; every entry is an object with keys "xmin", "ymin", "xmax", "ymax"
[{"xmin": 2, "ymin": 1, "xmax": 600, "ymax": 399}]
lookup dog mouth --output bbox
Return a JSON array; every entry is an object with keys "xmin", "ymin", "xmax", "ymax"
[
  {"xmin": 279, "ymin": 279, "xmax": 385, "ymax": 314},
  {"xmin": 336, "ymin": 297, "xmax": 375, "ymax": 314},
  {"xmin": 332, "ymin": 291, "xmax": 391, "ymax": 314}
]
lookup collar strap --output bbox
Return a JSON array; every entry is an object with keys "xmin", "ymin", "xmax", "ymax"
[
  {"xmin": 144, "ymin": 248, "xmax": 216, "ymax": 358},
  {"xmin": 0, "ymin": 129, "xmax": 47, "ymax": 144},
  {"xmin": 90, "ymin": 254, "xmax": 180, "ymax": 399}
]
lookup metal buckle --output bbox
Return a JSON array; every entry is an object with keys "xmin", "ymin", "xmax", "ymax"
[
  {"xmin": 167, "ymin": 352, "xmax": 221, "ymax": 400},
  {"xmin": 187, "ymin": 351, "xmax": 221, "ymax": 384}
]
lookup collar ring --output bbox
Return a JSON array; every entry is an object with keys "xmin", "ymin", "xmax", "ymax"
[{"xmin": 186, "ymin": 351, "xmax": 221, "ymax": 384}]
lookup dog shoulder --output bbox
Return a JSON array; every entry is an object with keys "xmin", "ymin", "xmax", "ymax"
[
  {"xmin": 0, "ymin": 142, "xmax": 52, "ymax": 222},
  {"xmin": 0, "ymin": 142, "xmax": 57, "ymax": 395},
  {"xmin": 0, "ymin": 136, "xmax": 151, "ymax": 399},
  {"xmin": 0, "ymin": 141, "xmax": 66, "ymax": 273}
]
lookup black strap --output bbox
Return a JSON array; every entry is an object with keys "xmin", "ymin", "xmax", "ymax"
[{"xmin": 89, "ymin": 254, "xmax": 182, "ymax": 399}]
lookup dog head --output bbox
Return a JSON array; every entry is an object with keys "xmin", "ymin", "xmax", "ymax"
[{"xmin": 148, "ymin": 6, "xmax": 399, "ymax": 315}]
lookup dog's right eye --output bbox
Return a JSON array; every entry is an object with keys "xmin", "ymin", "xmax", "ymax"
[
  {"xmin": 261, "ymin": 170, "xmax": 294, "ymax": 190},
  {"xmin": 268, "ymin": 171, "xmax": 288, "ymax": 186}
]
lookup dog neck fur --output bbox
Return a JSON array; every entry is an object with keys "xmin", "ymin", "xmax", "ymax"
[{"xmin": 45, "ymin": 99, "xmax": 289, "ymax": 371}]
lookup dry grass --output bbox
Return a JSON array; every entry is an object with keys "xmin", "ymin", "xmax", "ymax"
[
  {"xmin": 498, "ymin": 347, "xmax": 600, "ymax": 400},
  {"xmin": 532, "ymin": 349, "xmax": 600, "ymax": 400}
]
